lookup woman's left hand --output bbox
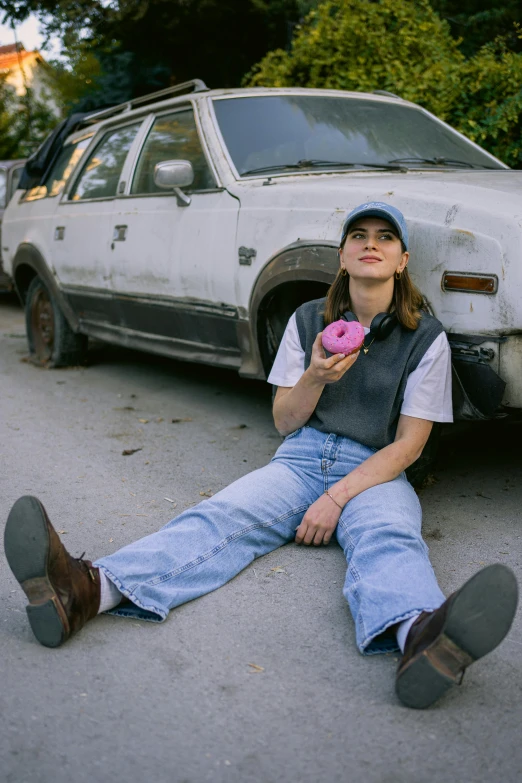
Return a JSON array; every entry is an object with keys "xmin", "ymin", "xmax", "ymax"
[{"xmin": 295, "ymin": 493, "xmax": 343, "ymax": 546}]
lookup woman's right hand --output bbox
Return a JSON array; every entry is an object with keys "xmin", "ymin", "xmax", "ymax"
[{"xmin": 306, "ymin": 331, "xmax": 360, "ymax": 385}]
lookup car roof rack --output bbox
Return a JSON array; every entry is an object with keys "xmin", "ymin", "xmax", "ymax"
[
  {"xmin": 372, "ymin": 89, "xmax": 401, "ymax": 99},
  {"xmin": 82, "ymin": 79, "xmax": 210, "ymax": 126}
]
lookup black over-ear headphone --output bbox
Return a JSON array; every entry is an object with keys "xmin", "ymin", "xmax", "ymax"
[{"xmin": 341, "ymin": 310, "xmax": 398, "ymax": 340}]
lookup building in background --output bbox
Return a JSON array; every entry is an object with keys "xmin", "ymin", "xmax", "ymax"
[{"xmin": 0, "ymin": 42, "xmax": 59, "ymax": 116}]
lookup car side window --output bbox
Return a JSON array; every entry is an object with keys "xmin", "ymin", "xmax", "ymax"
[
  {"xmin": 131, "ymin": 109, "xmax": 215, "ymax": 195},
  {"xmin": 69, "ymin": 123, "xmax": 141, "ymax": 201},
  {"xmin": 22, "ymin": 135, "xmax": 93, "ymax": 202}
]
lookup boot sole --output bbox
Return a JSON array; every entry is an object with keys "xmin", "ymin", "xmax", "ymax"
[
  {"xmin": 396, "ymin": 563, "xmax": 518, "ymax": 709},
  {"xmin": 4, "ymin": 496, "xmax": 69, "ymax": 647}
]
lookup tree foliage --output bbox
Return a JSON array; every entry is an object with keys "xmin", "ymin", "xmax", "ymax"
[
  {"xmin": 431, "ymin": 0, "xmax": 522, "ymax": 56},
  {"xmin": 42, "ymin": 45, "xmax": 103, "ymax": 116},
  {"xmin": 246, "ymin": 0, "xmax": 522, "ymax": 167},
  {"xmin": 454, "ymin": 32, "xmax": 522, "ymax": 166},
  {"xmin": 0, "ymin": 0, "xmax": 302, "ymax": 100},
  {"xmin": 1, "ymin": 0, "xmax": 521, "ymax": 166},
  {"xmin": 0, "ymin": 78, "xmax": 56, "ymax": 158},
  {"xmin": 247, "ymin": 0, "xmax": 465, "ymax": 120},
  {"xmin": 43, "ymin": 44, "xmax": 143, "ymax": 116}
]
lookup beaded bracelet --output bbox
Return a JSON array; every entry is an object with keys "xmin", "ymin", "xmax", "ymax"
[{"xmin": 324, "ymin": 489, "xmax": 343, "ymax": 511}]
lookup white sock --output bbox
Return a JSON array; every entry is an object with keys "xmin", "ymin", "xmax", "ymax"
[
  {"xmin": 98, "ymin": 570, "xmax": 123, "ymax": 613},
  {"xmin": 396, "ymin": 613, "xmax": 421, "ymax": 653}
]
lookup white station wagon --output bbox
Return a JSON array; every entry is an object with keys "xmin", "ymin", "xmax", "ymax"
[{"xmin": 3, "ymin": 80, "xmax": 522, "ymax": 442}]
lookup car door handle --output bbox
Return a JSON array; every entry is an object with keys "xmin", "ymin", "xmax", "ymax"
[
  {"xmin": 54, "ymin": 226, "xmax": 65, "ymax": 240},
  {"xmin": 112, "ymin": 225, "xmax": 127, "ymax": 241}
]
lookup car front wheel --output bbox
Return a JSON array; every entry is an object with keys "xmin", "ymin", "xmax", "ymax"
[{"xmin": 25, "ymin": 275, "xmax": 87, "ymax": 367}]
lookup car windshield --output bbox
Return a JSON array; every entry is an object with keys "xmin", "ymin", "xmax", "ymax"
[{"xmin": 212, "ymin": 95, "xmax": 504, "ymax": 176}]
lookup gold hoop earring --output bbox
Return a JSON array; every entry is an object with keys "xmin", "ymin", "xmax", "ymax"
[
  {"xmin": 340, "ymin": 267, "xmax": 348, "ymax": 277},
  {"xmin": 395, "ymin": 271, "xmax": 402, "ymax": 280}
]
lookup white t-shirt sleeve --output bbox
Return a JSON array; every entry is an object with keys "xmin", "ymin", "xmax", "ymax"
[
  {"xmin": 267, "ymin": 312, "xmax": 306, "ymax": 387},
  {"xmin": 400, "ymin": 332, "xmax": 453, "ymax": 422}
]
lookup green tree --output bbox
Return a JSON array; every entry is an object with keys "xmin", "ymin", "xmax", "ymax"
[
  {"xmin": 42, "ymin": 44, "xmax": 102, "ymax": 117},
  {"xmin": 431, "ymin": 0, "xmax": 522, "ymax": 56},
  {"xmin": 246, "ymin": 0, "xmax": 465, "ymax": 120},
  {"xmin": 0, "ymin": 76, "xmax": 55, "ymax": 158},
  {"xmin": 452, "ymin": 32, "xmax": 522, "ymax": 166},
  {"xmin": 0, "ymin": 78, "xmax": 27, "ymax": 158},
  {"xmin": 246, "ymin": 0, "xmax": 522, "ymax": 167},
  {"xmin": 0, "ymin": 0, "xmax": 303, "ymax": 99},
  {"xmin": 42, "ymin": 41, "xmax": 142, "ymax": 116}
]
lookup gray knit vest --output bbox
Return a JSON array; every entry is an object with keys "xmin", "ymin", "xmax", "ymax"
[{"xmin": 294, "ymin": 297, "xmax": 444, "ymax": 450}]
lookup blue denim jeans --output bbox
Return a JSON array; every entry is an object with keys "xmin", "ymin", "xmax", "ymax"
[{"xmin": 94, "ymin": 426, "xmax": 445, "ymax": 654}]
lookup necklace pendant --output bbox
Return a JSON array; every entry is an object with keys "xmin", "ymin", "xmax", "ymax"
[{"xmin": 363, "ymin": 347, "xmax": 369, "ymax": 354}]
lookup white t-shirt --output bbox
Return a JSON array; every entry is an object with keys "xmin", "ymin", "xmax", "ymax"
[{"xmin": 267, "ymin": 313, "xmax": 453, "ymax": 423}]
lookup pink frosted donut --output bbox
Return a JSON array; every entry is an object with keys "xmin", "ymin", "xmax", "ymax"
[{"xmin": 322, "ymin": 319, "xmax": 365, "ymax": 356}]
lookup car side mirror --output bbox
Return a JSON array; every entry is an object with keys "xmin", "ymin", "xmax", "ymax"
[{"xmin": 154, "ymin": 160, "xmax": 195, "ymax": 207}]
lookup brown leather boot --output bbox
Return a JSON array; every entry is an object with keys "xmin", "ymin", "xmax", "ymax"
[
  {"xmin": 4, "ymin": 495, "xmax": 101, "ymax": 648},
  {"xmin": 396, "ymin": 563, "xmax": 518, "ymax": 709}
]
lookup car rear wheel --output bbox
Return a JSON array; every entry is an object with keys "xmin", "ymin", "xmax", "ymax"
[{"xmin": 25, "ymin": 275, "xmax": 87, "ymax": 367}]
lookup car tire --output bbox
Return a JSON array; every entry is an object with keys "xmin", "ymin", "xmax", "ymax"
[
  {"xmin": 25, "ymin": 275, "xmax": 87, "ymax": 367},
  {"xmin": 405, "ymin": 422, "xmax": 441, "ymax": 488}
]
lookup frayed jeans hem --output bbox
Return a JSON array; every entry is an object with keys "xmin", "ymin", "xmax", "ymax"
[
  {"xmin": 95, "ymin": 564, "xmax": 167, "ymax": 622},
  {"xmin": 359, "ymin": 606, "xmax": 442, "ymax": 656}
]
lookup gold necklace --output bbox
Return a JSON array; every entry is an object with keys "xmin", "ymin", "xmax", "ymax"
[{"xmin": 362, "ymin": 336, "xmax": 376, "ymax": 355}]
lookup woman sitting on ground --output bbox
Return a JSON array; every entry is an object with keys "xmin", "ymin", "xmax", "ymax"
[{"xmin": 4, "ymin": 201, "xmax": 518, "ymax": 710}]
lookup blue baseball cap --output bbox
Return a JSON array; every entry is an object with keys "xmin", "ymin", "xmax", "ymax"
[{"xmin": 340, "ymin": 202, "xmax": 409, "ymax": 250}]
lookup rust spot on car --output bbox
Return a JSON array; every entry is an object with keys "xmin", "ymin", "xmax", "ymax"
[{"xmin": 451, "ymin": 228, "xmax": 476, "ymax": 248}]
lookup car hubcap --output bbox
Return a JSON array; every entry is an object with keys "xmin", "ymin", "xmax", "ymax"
[{"xmin": 31, "ymin": 288, "xmax": 54, "ymax": 360}]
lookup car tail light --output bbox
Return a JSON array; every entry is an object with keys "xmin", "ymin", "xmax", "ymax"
[{"xmin": 442, "ymin": 272, "xmax": 498, "ymax": 294}]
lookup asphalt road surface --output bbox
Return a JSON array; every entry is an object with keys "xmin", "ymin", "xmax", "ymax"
[{"xmin": 1, "ymin": 296, "xmax": 521, "ymax": 783}]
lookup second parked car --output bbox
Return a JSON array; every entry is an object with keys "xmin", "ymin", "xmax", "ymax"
[{"xmin": 0, "ymin": 158, "xmax": 26, "ymax": 291}]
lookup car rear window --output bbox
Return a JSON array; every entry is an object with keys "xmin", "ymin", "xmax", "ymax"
[{"xmin": 22, "ymin": 135, "xmax": 93, "ymax": 202}]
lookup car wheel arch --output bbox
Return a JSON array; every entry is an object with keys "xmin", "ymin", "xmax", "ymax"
[
  {"xmin": 240, "ymin": 241, "xmax": 339, "ymax": 378},
  {"xmin": 12, "ymin": 244, "xmax": 80, "ymax": 331}
]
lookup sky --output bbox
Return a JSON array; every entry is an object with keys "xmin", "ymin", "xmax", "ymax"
[{"xmin": 0, "ymin": 14, "xmax": 62, "ymax": 58}]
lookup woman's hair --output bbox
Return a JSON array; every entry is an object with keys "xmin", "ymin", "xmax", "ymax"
[{"xmin": 323, "ymin": 240, "xmax": 424, "ymax": 330}]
